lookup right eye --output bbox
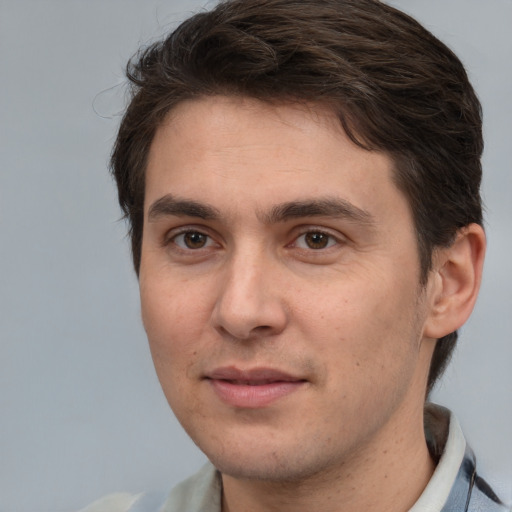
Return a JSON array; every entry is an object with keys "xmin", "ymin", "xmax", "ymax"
[{"xmin": 171, "ymin": 231, "xmax": 215, "ymax": 250}]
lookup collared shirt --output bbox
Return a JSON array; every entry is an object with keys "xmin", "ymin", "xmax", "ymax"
[{"xmin": 79, "ymin": 405, "xmax": 509, "ymax": 512}]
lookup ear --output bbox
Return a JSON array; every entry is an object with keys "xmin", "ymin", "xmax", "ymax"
[{"xmin": 423, "ymin": 223, "xmax": 486, "ymax": 339}]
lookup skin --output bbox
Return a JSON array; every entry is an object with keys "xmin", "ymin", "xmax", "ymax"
[{"xmin": 139, "ymin": 96, "xmax": 485, "ymax": 512}]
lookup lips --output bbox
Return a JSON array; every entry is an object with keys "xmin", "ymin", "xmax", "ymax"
[{"xmin": 205, "ymin": 367, "xmax": 306, "ymax": 408}]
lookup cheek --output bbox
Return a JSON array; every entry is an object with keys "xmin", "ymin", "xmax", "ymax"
[
  {"xmin": 301, "ymin": 270, "xmax": 422, "ymax": 376},
  {"xmin": 307, "ymin": 283, "xmax": 424, "ymax": 430},
  {"xmin": 141, "ymin": 287, "xmax": 209, "ymax": 422},
  {"xmin": 141, "ymin": 268, "xmax": 212, "ymax": 333},
  {"xmin": 140, "ymin": 276, "xmax": 212, "ymax": 380}
]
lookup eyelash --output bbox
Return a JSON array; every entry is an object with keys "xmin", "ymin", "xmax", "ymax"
[
  {"xmin": 164, "ymin": 228, "xmax": 218, "ymax": 251},
  {"xmin": 291, "ymin": 229, "xmax": 340, "ymax": 251},
  {"xmin": 164, "ymin": 226, "xmax": 342, "ymax": 254}
]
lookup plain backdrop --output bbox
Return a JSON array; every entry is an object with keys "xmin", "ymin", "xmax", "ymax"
[{"xmin": 1, "ymin": 1, "xmax": 511, "ymax": 511}]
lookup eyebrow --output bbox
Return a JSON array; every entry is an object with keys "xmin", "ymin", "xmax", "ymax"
[
  {"xmin": 147, "ymin": 194, "xmax": 221, "ymax": 222},
  {"xmin": 262, "ymin": 198, "xmax": 375, "ymax": 226},
  {"xmin": 147, "ymin": 194, "xmax": 374, "ymax": 226}
]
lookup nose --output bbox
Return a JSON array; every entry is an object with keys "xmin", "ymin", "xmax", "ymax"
[{"xmin": 211, "ymin": 251, "xmax": 288, "ymax": 341}]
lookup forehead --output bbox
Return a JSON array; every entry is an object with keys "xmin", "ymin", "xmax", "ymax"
[{"xmin": 144, "ymin": 95, "xmax": 410, "ymax": 226}]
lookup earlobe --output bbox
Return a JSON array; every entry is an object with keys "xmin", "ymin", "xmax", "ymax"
[{"xmin": 423, "ymin": 223, "xmax": 486, "ymax": 339}]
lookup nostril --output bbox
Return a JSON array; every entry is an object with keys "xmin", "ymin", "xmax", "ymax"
[
  {"xmin": 214, "ymin": 322, "xmax": 280, "ymax": 342},
  {"xmin": 254, "ymin": 325, "xmax": 272, "ymax": 332},
  {"xmin": 211, "ymin": 280, "xmax": 288, "ymax": 340}
]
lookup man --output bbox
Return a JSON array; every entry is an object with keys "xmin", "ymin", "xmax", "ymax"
[{"xmin": 82, "ymin": 0, "xmax": 508, "ymax": 510}]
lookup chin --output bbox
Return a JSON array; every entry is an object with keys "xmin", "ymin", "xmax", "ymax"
[
  {"xmin": 212, "ymin": 457, "xmax": 312, "ymax": 483},
  {"xmin": 203, "ymin": 438, "xmax": 340, "ymax": 483}
]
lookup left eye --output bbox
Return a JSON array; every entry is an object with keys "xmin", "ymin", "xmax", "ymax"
[
  {"xmin": 173, "ymin": 231, "xmax": 214, "ymax": 250},
  {"xmin": 294, "ymin": 231, "xmax": 338, "ymax": 250}
]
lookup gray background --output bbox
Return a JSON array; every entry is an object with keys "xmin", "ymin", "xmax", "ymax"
[{"xmin": 1, "ymin": 1, "xmax": 510, "ymax": 511}]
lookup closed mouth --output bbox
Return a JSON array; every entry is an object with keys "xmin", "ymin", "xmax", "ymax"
[{"xmin": 205, "ymin": 367, "xmax": 307, "ymax": 408}]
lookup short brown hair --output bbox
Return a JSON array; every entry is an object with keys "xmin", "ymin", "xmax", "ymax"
[{"xmin": 111, "ymin": 0, "xmax": 483, "ymax": 393}]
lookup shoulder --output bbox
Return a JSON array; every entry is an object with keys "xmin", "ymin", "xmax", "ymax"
[
  {"xmin": 78, "ymin": 490, "xmax": 170, "ymax": 512},
  {"xmin": 160, "ymin": 462, "xmax": 221, "ymax": 512},
  {"xmin": 467, "ymin": 474, "xmax": 511, "ymax": 512},
  {"xmin": 77, "ymin": 463, "xmax": 221, "ymax": 512},
  {"xmin": 77, "ymin": 492, "xmax": 141, "ymax": 512},
  {"xmin": 421, "ymin": 404, "xmax": 510, "ymax": 511}
]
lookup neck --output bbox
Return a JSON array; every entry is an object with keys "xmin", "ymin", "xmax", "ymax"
[{"xmin": 221, "ymin": 402, "xmax": 435, "ymax": 512}]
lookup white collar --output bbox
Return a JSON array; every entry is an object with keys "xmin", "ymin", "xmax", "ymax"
[{"xmin": 409, "ymin": 405, "xmax": 466, "ymax": 512}]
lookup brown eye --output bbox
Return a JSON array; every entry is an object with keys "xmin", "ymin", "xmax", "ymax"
[
  {"xmin": 292, "ymin": 231, "xmax": 338, "ymax": 250},
  {"xmin": 174, "ymin": 231, "xmax": 211, "ymax": 249},
  {"xmin": 304, "ymin": 232, "xmax": 331, "ymax": 249}
]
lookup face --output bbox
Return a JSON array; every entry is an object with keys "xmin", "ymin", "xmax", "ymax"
[{"xmin": 140, "ymin": 96, "xmax": 436, "ymax": 482}]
